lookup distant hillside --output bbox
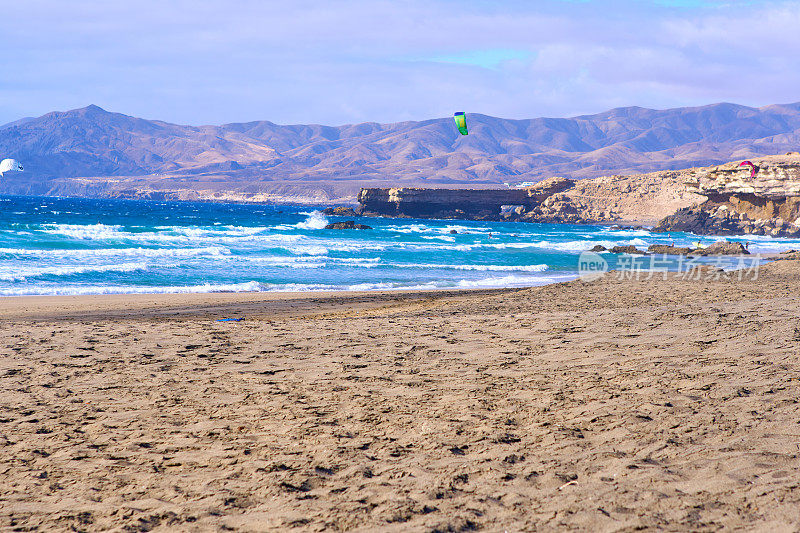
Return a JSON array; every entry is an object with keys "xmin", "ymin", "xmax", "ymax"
[{"xmin": 1, "ymin": 102, "xmax": 800, "ymax": 203}]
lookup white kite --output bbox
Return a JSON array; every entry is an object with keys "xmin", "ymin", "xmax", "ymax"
[{"xmin": 0, "ymin": 158, "xmax": 23, "ymax": 177}]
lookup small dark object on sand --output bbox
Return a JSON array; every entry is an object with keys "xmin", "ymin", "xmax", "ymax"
[{"xmin": 216, "ymin": 318, "xmax": 244, "ymax": 322}]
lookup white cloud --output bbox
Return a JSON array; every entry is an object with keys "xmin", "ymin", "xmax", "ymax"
[{"xmin": 1, "ymin": 0, "xmax": 797, "ymax": 126}]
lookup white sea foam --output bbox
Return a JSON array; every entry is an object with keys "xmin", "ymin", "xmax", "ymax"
[
  {"xmin": 41, "ymin": 223, "xmax": 124, "ymax": 240},
  {"xmin": 454, "ymin": 273, "xmax": 576, "ymax": 288},
  {"xmin": 452, "ymin": 263, "xmax": 548, "ymax": 272},
  {"xmin": 0, "ymin": 280, "xmax": 267, "ymax": 296},
  {"xmin": 385, "ymin": 223, "xmax": 432, "ymax": 234},
  {"xmin": 397, "ymin": 238, "xmax": 655, "ymax": 254},
  {"xmin": 0, "ymin": 246, "xmax": 231, "ymax": 259},
  {"xmin": 247, "ymin": 256, "xmax": 382, "ymax": 268},
  {"xmin": 0, "ymin": 270, "xmax": 577, "ymax": 296},
  {"xmin": 344, "ymin": 273, "xmax": 574, "ymax": 291},
  {"xmin": 388, "ymin": 263, "xmax": 549, "ymax": 272},
  {"xmin": 599, "ymin": 229, "xmax": 652, "ymax": 237},
  {"xmin": 237, "ymin": 258, "xmax": 548, "ymax": 272},
  {"xmin": 0, "ymin": 262, "xmax": 151, "ymax": 282},
  {"xmin": 294, "ymin": 211, "xmax": 329, "ymax": 230}
]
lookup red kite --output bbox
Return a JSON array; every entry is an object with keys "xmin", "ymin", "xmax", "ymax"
[{"xmin": 738, "ymin": 160, "xmax": 757, "ymax": 178}]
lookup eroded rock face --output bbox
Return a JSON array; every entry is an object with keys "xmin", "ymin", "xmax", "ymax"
[
  {"xmin": 356, "ymin": 156, "xmax": 800, "ymax": 232},
  {"xmin": 519, "ymin": 193, "xmax": 585, "ymax": 224},
  {"xmin": 357, "ymin": 187, "xmax": 542, "ymax": 219},
  {"xmin": 655, "ymin": 156, "xmax": 800, "ymax": 238},
  {"xmin": 689, "ymin": 155, "xmax": 800, "ymax": 199},
  {"xmin": 655, "ymin": 195, "xmax": 800, "ymax": 238},
  {"xmin": 526, "ymin": 177, "xmax": 575, "ymax": 201}
]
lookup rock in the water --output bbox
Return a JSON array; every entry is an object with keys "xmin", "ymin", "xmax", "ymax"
[
  {"xmin": 322, "ymin": 206, "xmax": 361, "ymax": 217},
  {"xmin": 647, "ymin": 244, "xmax": 694, "ymax": 255},
  {"xmin": 654, "ymin": 205, "xmax": 742, "ymax": 235},
  {"xmin": 324, "ymin": 220, "xmax": 372, "ymax": 230},
  {"xmin": 692, "ymin": 240, "xmax": 749, "ymax": 256},
  {"xmin": 610, "ymin": 245, "xmax": 646, "ymax": 254},
  {"xmin": 449, "ymin": 229, "xmax": 458, "ymax": 234},
  {"xmin": 589, "ymin": 245, "xmax": 607, "ymax": 252}
]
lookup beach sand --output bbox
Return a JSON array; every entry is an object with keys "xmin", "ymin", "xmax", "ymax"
[{"xmin": 2, "ymin": 261, "xmax": 800, "ymax": 531}]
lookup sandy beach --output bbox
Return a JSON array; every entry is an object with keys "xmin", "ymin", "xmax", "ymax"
[{"xmin": 2, "ymin": 261, "xmax": 800, "ymax": 531}]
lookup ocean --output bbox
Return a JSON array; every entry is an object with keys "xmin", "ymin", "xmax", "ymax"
[{"xmin": 1, "ymin": 195, "xmax": 798, "ymax": 297}]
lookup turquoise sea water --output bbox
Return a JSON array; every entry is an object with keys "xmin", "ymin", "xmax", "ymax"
[{"xmin": 1, "ymin": 195, "xmax": 798, "ymax": 296}]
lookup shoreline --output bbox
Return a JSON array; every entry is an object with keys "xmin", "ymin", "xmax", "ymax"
[
  {"xmin": 0, "ymin": 286, "xmax": 520, "ymax": 321},
  {"xmin": 2, "ymin": 248, "xmax": 787, "ymax": 303}
]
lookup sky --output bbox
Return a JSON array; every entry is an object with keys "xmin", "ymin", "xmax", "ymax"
[{"xmin": 1, "ymin": 0, "xmax": 799, "ymax": 126}]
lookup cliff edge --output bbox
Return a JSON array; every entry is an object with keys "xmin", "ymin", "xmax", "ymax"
[
  {"xmin": 355, "ymin": 171, "xmax": 704, "ymax": 225},
  {"xmin": 353, "ymin": 155, "xmax": 800, "ymax": 234},
  {"xmin": 655, "ymin": 154, "xmax": 800, "ymax": 237}
]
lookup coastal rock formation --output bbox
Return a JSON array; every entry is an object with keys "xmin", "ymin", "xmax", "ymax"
[
  {"xmin": 322, "ymin": 206, "xmax": 360, "ymax": 217},
  {"xmin": 647, "ymin": 244, "xmax": 693, "ymax": 255},
  {"xmin": 598, "ymin": 241, "xmax": 747, "ymax": 256},
  {"xmin": 357, "ymin": 187, "xmax": 542, "ymax": 219},
  {"xmin": 655, "ymin": 155, "xmax": 800, "ymax": 237},
  {"xmin": 526, "ymin": 177, "xmax": 575, "ymax": 202},
  {"xmin": 689, "ymin": 155, "xmax": 800, "ymax": 198},
  {"xmin": 356, "ymin": 170, "xmax": 703, "ymax": 224},
  {"xmin": 692, "ymin": 241, "xmax": 749, "ymax": 256},
  {"xmin": 354, "ymin": 155, "xmax": 800, "ymax": 233},
  {"xmin": 610, "ymin": 245, "xmax": 646, "ymax": 254},
  {"xmin": 324, "ymin": 221, "xmax": 372, "ymax": 230}
]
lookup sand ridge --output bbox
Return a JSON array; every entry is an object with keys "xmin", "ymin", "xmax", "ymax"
[{"xmin": 2, "ymin": 263, "xmax": 800, "ymax": 531}]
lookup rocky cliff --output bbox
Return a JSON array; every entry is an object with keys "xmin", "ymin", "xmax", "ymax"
[
  {"xmin": 355, "ymin": 155, "xmax": 800, "ymax": 232},
  {"xmin": 655, "ymin": 154, "xmax": 800, "ymax": 237},
  {"xmin": 357, "ymin": 178, "xmax": 574, "ymax": 219},
  {"xmin": 356, "ymin": 172, "xmax": 702, "ymax": 224}
]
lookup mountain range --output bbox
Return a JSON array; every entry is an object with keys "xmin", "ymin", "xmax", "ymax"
[{"xmin": 1, "ymin": 102, "xmax": 800, "ymax": 203}]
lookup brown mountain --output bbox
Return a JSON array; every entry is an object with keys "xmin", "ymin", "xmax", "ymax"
[{"xmin": 1, "ymin": 102, "xmax": 800, "ymax": 203}]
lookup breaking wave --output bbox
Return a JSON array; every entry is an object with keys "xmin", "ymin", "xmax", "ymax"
[{"xmin": 294, "ymin": 211, "xmax": 329, "ymax": 230}]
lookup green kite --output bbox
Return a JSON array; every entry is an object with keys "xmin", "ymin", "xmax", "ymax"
[{"xmin": 453, "ymin": 112, "xmax": 468, "ymax": 135}]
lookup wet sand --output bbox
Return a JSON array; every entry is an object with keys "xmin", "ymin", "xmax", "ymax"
[{"xmin": 2, "ymin": 262, "xmax": 800, "ymax": 531}]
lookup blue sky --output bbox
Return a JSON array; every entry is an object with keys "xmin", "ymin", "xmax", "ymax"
[{"xmin": 1, "ymin": 0, "xmax": 797, "ymax": 126}]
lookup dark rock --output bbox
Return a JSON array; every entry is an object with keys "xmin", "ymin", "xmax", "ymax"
[
  {"xmin": 449, "ymin": 229, "xmax": 458, "ymax": 234},
  {"xmin": 647, "ymin": 244, "xmax": 693, "ymax": 255},
  {"xmin": 653, "ymin": 205, "xmax": 742, "ymax": 235},
  {"xmin": 358, "ymin": 187, "xmax": 539, "ymax": 219},
  {"xmin": 775, "ymin": 250, "xmax": 800, "ymax": 260},
  {"xmin": 654, "ymin": 195, "xmax": 800, "ymax": 238},
  {"xmin": 692, "ymin": 240, "xmax": 749, "ymax": 256},
  {"xmin": 324, "ymin": 220, "xmax": 372, "ymax": 230},
  {"xmin": 608, "ymin": 224, "xmax": 644, "ymax": 231},
  {"xmin": 589, "ymin": 245, "xmax": 607, "ymax": 252},
  {"xmin": 610, "ymin": 245, "xmax": 646, "ymax": 254},
  {"xmin": 322, "ymin": 206, "xmax": 360, "ymax": 217}
]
